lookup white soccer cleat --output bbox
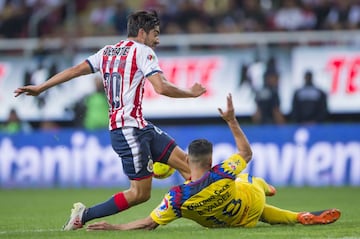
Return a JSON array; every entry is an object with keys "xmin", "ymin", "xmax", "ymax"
[{"xmin": 62, "ymin": 202, "xmax": 86, "ymax": 231}]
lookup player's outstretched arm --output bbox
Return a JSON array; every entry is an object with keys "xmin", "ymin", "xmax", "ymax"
[
  {"xmin": 14, "ymin": 61, "xmax": 92, "ymax": 97},
  {"xmin": 218, "ymin": 93, "xmax": 252, "ymax": 163},
  {"xmin": 147, "ymin": 73, "xmax": 206, "ymax": 98},
  {"xmin": 87, "ymin": 216, "xmax": 159, "ymax": 231}
]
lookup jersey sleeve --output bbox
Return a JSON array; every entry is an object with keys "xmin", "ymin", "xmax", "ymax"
[
  {"xmin": 150, "ymin": 193, "xmax": 179, "ymax": 225},
  {"xmin": 137, "ymin": 46, "xmax": 162, "ymax": 77},
  {"xmin": 86, "ymin": 46, "xmax": 107, "ymax": 73},
  {"xmin": 220, "ymin": 154, "xmax": 248, "ymax": 176}
]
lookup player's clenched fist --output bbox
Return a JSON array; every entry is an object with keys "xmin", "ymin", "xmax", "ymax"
[{"xmin": 190, "ymin": 82, "xmax": 206, "ymax": 97}]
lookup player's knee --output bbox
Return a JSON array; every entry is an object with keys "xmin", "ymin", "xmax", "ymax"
[
  {"xmin": 130, "ymin": 188, "xmax": 151, "ymax": 203},
  {"xmin": 127, "ymin": 177, "xmax": 152, "ymax": 204},
  {"xmin": 135, "ymin": 191, "xmax": 151, "ymax": 203}
]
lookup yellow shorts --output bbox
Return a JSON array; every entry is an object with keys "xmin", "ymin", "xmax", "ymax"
[{"xmin": 235, "ymin": 174, "xmax": 267, "ymax": 227}]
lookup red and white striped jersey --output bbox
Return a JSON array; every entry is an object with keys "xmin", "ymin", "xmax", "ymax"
[{"xmin": 86, "ymin": 40, "xmax": 162, "ymax": 130}]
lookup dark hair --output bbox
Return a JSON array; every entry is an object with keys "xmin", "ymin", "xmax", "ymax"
[
  {"xmin": 304, "ymin": 70, "xmax": 313, "ymax": 85},
  {"xmin": 127, "ymin": 10, "xmax": 160, "ymax": 37},
  {"xmin": 188, "ymin": 139, "xmax": 213, "ymax": 157}
]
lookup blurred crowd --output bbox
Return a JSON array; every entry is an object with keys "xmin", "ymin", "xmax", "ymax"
[
  {"xmin": 1, "ymin": 0, "xmax": 359, "ymax": 133},
  {"xmin": 0, "ymin": 0, "xmax": 359, "ymax": 38}
]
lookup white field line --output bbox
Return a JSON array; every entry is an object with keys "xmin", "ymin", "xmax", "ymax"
[{"xmin": 0, "ymin": 228, "xmax": 61, "ymax": 234}]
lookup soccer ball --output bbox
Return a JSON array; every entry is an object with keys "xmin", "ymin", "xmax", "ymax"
[{"xmin": 153, "ymin": 162, "xmax": 175, "ymax": 179}]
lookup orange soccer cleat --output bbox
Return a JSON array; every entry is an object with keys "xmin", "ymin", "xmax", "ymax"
[{"xmin": 297, "ymin": 208, "xmax": 341, "ymax": 225}]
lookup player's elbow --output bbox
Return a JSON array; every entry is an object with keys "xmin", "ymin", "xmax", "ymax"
[
  {"xmin": 149, "ymin": 74, "xmax": 172, "ymax": 96},
  {"xmin": 153, "ymin": 85, "xmax": 167, "ymax": 95},
  {"xmin": 242, "ymin": 147, "xmax": 253, "ymax": 163}
]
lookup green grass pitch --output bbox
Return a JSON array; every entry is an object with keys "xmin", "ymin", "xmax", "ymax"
[{"xmin": 0, "ymin": 186, "xmax": 359, "ymax": 239}]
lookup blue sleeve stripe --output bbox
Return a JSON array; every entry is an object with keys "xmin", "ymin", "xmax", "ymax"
[
  {"xmin": 85, "ymin": 59, "xmax": 95, "ymax": 73},
  {"xmin": 145, "ymin": 70, "xmax": 162, "ymax": 77}
]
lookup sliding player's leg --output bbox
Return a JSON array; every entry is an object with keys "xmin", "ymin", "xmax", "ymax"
[
  {"xmin": 260, "ymin": 204, "xmax": 298, "ymax": 225},
  {"xmin": 297, "ymin": 209, "xmax": 341, "ymax": 225},
  {"xmin": 237, "ymin": 174, "xmax": 276, "ymax": 196},
  {"xmin": 261, "ymin": 204, "xmax": 341, "ymax": 225}
]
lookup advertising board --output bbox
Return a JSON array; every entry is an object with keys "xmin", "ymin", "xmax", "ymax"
[{"xmin": 1, "ymin": 124, "xmax": 359, "ymax": 188}]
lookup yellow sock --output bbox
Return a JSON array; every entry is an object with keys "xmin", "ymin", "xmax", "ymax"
[{"xmin": 260, "ymin": 204, "xmax": 299, "ymax": 225}]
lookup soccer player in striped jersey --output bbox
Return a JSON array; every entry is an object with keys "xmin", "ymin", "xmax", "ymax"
[
  {"xmin": 14, "ymin": 10, "xmax": 206, "ymax": 230},
  {"xmin": 86, "ymin": 94, "xmax": 341, "ymax": 231}
]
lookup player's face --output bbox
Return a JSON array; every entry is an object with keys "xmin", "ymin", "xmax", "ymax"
[{"xmin": 144, "ymin": 26, "xmax": 160, "ymax": 50}]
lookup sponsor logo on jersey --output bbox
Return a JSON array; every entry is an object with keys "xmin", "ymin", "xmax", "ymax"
[
  {"xmin": 159, "ymin": 198, "xmax": 169, "ymax": 211},
  {"xmin": 147, "ymin": 54, "xmax": 155, "ymax": 61},
  {"xmin": 147, "ymin": 158, "xmax": 154, "ymax": 173},
  {"xmin": 227, "ymin": 161, "xmax": 238, "ymax": 171}
]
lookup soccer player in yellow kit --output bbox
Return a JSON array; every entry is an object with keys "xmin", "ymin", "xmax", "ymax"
[{"xmin": 87, "ymin": 94, "xmax": 341, "ymax": 231}]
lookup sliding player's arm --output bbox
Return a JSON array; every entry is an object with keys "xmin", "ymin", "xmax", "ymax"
[
  {"xmin": 87, "ymin": 216, "xmax": 159, "ymax": 231},
  {"xmin": 218, "ymin": 93, "xmax": 252, "ymax": 163},
  {"xmin": 88, "ymin": 189, "xmax": 177, "ymax": 231}
]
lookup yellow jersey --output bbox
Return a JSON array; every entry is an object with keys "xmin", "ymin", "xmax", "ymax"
[{"xmin": 150, "ymin": 154, "xmax": 263, "ymax": 228}]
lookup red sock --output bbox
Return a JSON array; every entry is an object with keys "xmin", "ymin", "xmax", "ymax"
[{"xmin": 113, "ymin": 192, "xmax": 130, "ymax": 211}]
